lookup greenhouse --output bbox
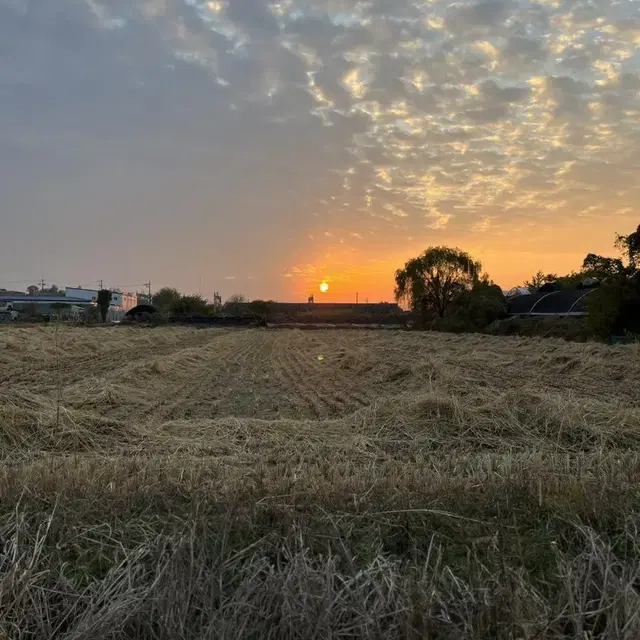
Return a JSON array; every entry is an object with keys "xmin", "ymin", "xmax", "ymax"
[{"xmin": 507, "ymin": 288, "xmax": 598, "ymax": 317}]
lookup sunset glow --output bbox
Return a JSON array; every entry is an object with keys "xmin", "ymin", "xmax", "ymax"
[{"xmin": 319, "ymin": 282, "xmax": 329, "ymax": 293}]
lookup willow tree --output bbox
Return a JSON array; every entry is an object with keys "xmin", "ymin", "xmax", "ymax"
[{"xmin": 394, "ymin": 246, "xmax": 482, "ymax": 321}]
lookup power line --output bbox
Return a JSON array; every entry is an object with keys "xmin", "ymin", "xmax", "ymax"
[{"xmin": 108, "ymin": 283, "xmax": 149, "ymax": 290}]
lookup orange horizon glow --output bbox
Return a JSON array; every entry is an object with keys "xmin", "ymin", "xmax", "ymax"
[{"xmin": 282, "ymin": 217, "xmax": 636, "ymax": 304}]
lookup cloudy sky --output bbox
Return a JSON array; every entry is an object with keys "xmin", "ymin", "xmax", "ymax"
[{"xmin": 1, "ymin": 0, "xmax": 639, "ymax": 301}]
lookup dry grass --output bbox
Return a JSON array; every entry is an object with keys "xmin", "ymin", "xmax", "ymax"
[{"xmin": 1, "ymin": 325, "xmax": 640, "ymax": 638}]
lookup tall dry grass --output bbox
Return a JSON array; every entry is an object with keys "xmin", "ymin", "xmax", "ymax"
[{"xmin": 1, "ymin": 326, "xmax": 640, "ymax": 638}]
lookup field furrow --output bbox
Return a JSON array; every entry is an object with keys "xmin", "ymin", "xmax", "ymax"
[{"xmin": 3, "ymin": 325, "xmax": 640, "ymax": 638}]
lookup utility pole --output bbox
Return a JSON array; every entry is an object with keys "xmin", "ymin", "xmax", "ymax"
[
  {"xmin": 40, "ymin": 278, "xmax": 46, "ymax": 292},
  {"xmin": 356, "ymin": 292, "xmax": 359, "ymax": 304},
  {"xmin": 143, "ymin": 281, "xmax": 152, "ymax": 303},
  {"xmin": 99, "ymin": 279, "xmax": 104, "ymax": 290}
]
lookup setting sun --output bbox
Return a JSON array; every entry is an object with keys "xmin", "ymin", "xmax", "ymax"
[{"xmin": 319, "ymin": 282, "xmax": 329, "ymax": 293}]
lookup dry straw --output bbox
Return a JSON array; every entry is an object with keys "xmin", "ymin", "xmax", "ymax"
[{"xmin": 1, "ymin": 326, "xmax": 639, "ymax": 638}]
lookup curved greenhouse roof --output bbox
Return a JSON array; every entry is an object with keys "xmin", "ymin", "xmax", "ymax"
[{"xmin": 507, "ymin": 289, "xmax": 597, "ymax": 316}]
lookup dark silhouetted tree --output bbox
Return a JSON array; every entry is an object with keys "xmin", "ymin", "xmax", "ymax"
[
  {"xmin": 445, "ymin": 276, "xmax": 507, "ymax": 330},
  {"xmin": 615, "ymin": 224, "xmax": 640, "ymax": 269},
  {"xmin": 585, "ymin": 223, "xmax": 640, "ymax": 338},
  {"xmin": 581, "ymin": 254, "xmax": 625, "ymax": 280},
  {"xmin": 152, "ymin": 287, "xmax": 182, "ymax": 315},
  {"xmin": 96, "ymin": 289, "xmax": 112, "ymax": 323},
  {"xmin": 171, "ymin": 295, "xmax": 209, "ymax": 317},
  {"xmin": 395, "ymin": 247, "xmax": 481, "ymax": 322},
  {"xmin": 223, "ymin": 294, "xmax": 247, "ymax": 315},
  {"xmin": 41, "ymin": 284, "xmax": 64, "ymax": 296},
  {"xmin": 587, "ymin": 277, "xmax": 640, "ymax": 338},
  {"xmin": 248, "ymin": 300, "xmax": 276, "ymax": 322},
  {"xmin": 523, "ymin": 271, "xmax": 558, "ymax": 291}
]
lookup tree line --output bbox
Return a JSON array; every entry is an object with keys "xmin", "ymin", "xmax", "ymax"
[
  {"xmin": 395, "ymin": 223, "xmax": 640, "ymax": 339},
  {"xmin": 151, "ymin": 289, "xmax": 254, "ymax": 318}
]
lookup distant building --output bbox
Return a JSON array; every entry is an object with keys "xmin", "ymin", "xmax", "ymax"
[
  {"xmin": 0, "ymin": 295, "xmax": 92, "ymax": 318},
  {"xmin": 65, "ymin": 287, "xmax": 137, "ymax": 312}
]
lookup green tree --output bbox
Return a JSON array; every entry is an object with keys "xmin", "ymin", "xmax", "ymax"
[
  {"xmin": 152, "ymin": 287, "xmax": 182, "ymax": 315},
  {"xmin": 96, "ymin": 289, "xmax": 112, "ymax": 323},
  {"xmin": 171, "ymin": 295, "xmax": 210, "ymax": 317},
  {"xmin": 395, "ymin": 247, "xmax": 481, "ymax": 322},
  {"xmin": 27, "ymin": 285, "xmax": 39, "ymax": 296}
]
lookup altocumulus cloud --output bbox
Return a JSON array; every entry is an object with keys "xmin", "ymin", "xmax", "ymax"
[
  {"xmin": 151, "ymin": 0, "xmax": 640, "ymax": 233},
  {"xmin": 2, "ymin": 0, "xmax": 640, "ymax": 286}
]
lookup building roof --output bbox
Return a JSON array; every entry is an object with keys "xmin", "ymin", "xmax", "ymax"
[{"xmin": 507, "ymin": 289, "xmax": 597, "ymax": 316}]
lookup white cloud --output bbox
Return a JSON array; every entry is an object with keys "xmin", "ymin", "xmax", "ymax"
[{"xmin": 84, "ymin": 0, "xmax": 127, "ymax": 29}]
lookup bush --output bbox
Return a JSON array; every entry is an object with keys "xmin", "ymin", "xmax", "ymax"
[
  {"xmin": 486, "ymin": 317, "xmax": 589, "ymax": 341},
  {"xmin": 84, "ymin": 306, "xmax": 101, "ymax": 325},
  {"xmin": 430, "ymin": 280, "xmax": 507, "ymax": 333},
  {"xmin": 170, "ymin": 295, "xmax": 210, "ymax": 317},
  {"xmin": 247, "ymin": 300, "xmax": 277, "ymax": 322},
  {"xmin": 586, "ymin": 276, "xmax": 640, "ymax": 339}
]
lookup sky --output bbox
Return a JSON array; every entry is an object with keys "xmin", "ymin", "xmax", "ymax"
[{"xmin": 1, "ymin": 0, "xmax": 639, "ymax": 302}]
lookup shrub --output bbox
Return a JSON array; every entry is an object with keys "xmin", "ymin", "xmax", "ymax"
[
  {"xmin": 431, "ymin": 279, "xmax": 507, "ymax": 333},
  {"xmin": 586, "ymin": 276, "xmax": 640, "ymax": 339},
  {"xmin": 84, "ymin": 306, "xmax": 101, "ymax": 325},
  {"xmin": 486, "ymin": 317, "xmax": 589, "ymax": 341},
  {"xmin": 170, "ymin": 295, "xmax": 210, "ymax": 317}
]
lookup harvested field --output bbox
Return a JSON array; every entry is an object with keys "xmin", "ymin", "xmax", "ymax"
[{"xmin": 1, "ymin": 325, "xmax": 640, "ymax": 639}]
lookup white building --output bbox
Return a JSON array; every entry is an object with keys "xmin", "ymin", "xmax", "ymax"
[{"xmin": 65, "ymin": 287, "xmax": 137, "ymax": 312}]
